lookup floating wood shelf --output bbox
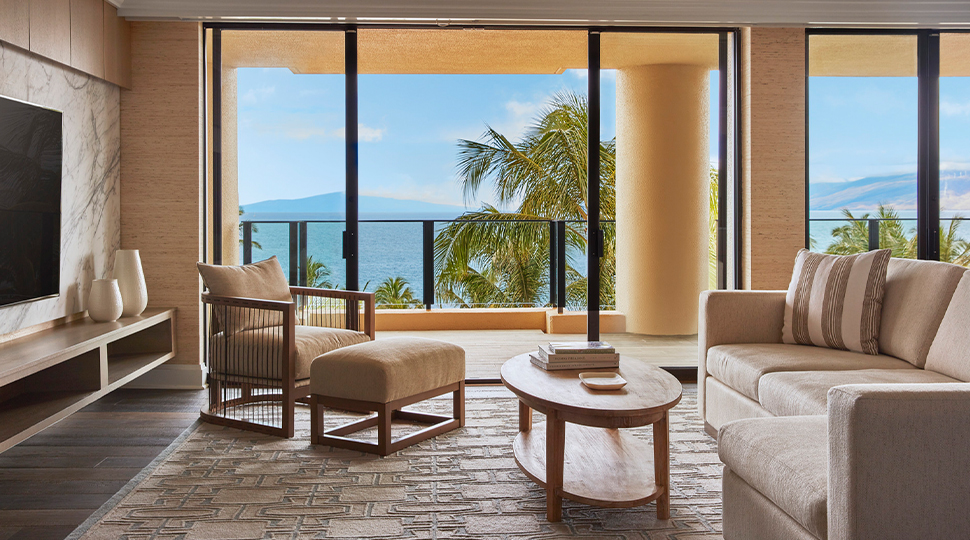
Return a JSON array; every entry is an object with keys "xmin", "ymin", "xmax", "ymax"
[{"xmin": 0, "ymin": 308, "xmax": 177, "ymax": 453}]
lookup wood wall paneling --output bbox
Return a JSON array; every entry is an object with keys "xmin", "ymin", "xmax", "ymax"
[
  {"xmin": 103, "ymin": 2, "xmax": 131, "ymax": 88},
  {"xmin": 0, "ymin": 0, "xmax": 30, "ymax": 50},
  {"xmin": 121, "ymin": 22, "xmax": 203, "ymax": 368},
  {"xmin": 741, "ymin": 27, "xmax": 807, "ymax": 290},
  {"xmin": 70, "ymin": 0, "xmax": 103, "ymax": 77},
  {"xmin": 29, "ymin": 0, "xmax": 71, "ymax": 65}
]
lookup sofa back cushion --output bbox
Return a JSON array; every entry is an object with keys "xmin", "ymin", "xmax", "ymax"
[
  {"xmin": 879, "ymin": 258, "xmax": 966, "ymax": 367},
  {"xmin": 925, "ymin": 271, "xmax": 970, "ymax": 380}
]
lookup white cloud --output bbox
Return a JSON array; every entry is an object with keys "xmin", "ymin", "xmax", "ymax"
[
  {"xmin": 941, "ymin": 161, "xmax": 970, "ymax": 170},
  {"xmin": 240, "ymin": 86, "xmax": 275, "ymax": 105},
  {"xmin": 360, "ymin": 177, "xmax": 466, "ymax": 207},
  {"xmin": 250, "ymin": 118, "xmax": 385, "ymax": 142},
  {"xmin": 331, "ymin": 124, "xmax": 387, "ymax": 142},
  {"xmin": 359, "ymin": 125, "xmax": 387, "ymax": 142},
  {"xmin": 495, "ymin": 99, "xmax": 545, "ymax": 140},
  {"xmin": 941, "ymin": 100, "xmax": 970, "ymax": 116},
  {"xmin": 285, "ymin": 126, "xmax": 329, "ymax": 140}
]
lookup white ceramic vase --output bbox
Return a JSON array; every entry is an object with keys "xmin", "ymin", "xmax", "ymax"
[
  {"xmin": 114, "ymin": 249, "xmax": 148, "ymax": 317},
  {"xmin": 88, "ymin": 279, "xmax": 123, "ymax": 322}
]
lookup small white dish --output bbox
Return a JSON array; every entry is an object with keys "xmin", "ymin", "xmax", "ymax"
[{"xmin": 579, "ymin": 372, "xmax": 627, "ymax": 390}]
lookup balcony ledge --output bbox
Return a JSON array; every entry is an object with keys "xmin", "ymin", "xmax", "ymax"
[{"xmin": 375, "ymin": 308, "xmax": 625, "ymax": 334}]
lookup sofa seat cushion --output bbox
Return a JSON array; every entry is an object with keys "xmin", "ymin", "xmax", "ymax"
[
  {"xmin": 707, "ymin": 343, "xmax": 914, "ymax": 401},
  {"xmin": 719, "ymin": 416, "xmax": 829, "ymax": 539},
  {"xmin": 759, "ymin": 369, "xmax": 961, "ymax": 416},
  {"xmin": 210, "ymin": 325, "xmax": 371, "ymax": 383}
]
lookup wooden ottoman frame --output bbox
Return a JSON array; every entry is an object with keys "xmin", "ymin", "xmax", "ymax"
[{"xmin": 310, "ymin": 381, "xmax": 465, "ymax": 456}]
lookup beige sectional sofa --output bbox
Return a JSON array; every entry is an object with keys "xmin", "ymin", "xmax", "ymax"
[{"xmin": 699, "ymin": 258, "xmax": 970, "ymax": 540}]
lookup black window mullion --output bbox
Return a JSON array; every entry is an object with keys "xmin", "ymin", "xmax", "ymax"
[
  {"xmin": 212, "ymin": 29, "xmax": 223, "ymax": 265},
  {"xmin": 587, "ymin": 31, "xmax": 601, "ymax": 341},
  {"xmin": 345, "ymin": 29, "xmax": 360, "ymax": 289},
  {"xmin": 918, "ymin": 30, "xmax": 941, "ymax": 261},
  {"xmin": 717, "ymin": 33, "xmax": 729, "ymax": 290}
]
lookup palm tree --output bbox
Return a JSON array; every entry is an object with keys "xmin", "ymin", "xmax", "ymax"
[
  {"xmin": 826, "ymin": 205, "xmax": 916, "ymax": 258},
  {"xmin": 374, "ymin": 276, "xmax": 423, "ymax": 309},
  {"xmin": 435, "ymin": 90, "xmax": 616, "ymax": 309},
  {"xmin": 709, "ymin": 167, "xmax": 718, "ymax": 290},
  {"xmin": 238, "ymin": 207, "xmax": 262, "ymax": 250},
  {"xmin": 824, "ymin": 205, "xmax": 970, "ymax": 268},
  {"xmin": 305, "ymin": 256, "xmax": 333, "ymax": 289},
  {"xmin": 940, "ymin": 217, "xmax": 970, "ymax": 267}
]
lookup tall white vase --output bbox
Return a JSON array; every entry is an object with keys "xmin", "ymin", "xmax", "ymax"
[
  {"xmin": 88, "ymin": 279, "xmax": 123, "ymax": 322},
  {"xmin": 114, "ymin": 249, "xmax": 148, "ymax": 317}
]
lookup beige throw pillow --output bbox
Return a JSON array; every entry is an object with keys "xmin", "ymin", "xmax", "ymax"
[
  {"xmin": 197, "ymin": 256, "xmax": 293, "ymax": 334},
  {"xmin": 782, "ymin": 249, "xmax": 892, "ymax": 355}
]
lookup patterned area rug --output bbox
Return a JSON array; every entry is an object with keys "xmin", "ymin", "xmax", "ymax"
[{"xmin": 77, "ymin": 387, "xmax": 723, "ymax": 539}]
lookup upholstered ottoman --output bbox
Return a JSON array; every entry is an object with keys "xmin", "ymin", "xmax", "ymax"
[{"xmin": 309, "ymin": 337, "xmax": 465, "ymax": 456}]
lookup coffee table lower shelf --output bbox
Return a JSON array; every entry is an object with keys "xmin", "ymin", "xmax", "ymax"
[{"xmin": 512, "ymin": 421, "xmax": 663, "ymax": 509}]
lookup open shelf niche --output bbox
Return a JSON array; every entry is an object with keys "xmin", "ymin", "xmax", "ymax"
[{"xmin": 0, "ymin": 308, "xmax": 176, "ymax": 453}]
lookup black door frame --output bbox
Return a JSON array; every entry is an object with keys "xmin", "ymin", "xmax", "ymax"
[
  {"xmin": 804, "ymin": 28, "xmax": 958, "ymax": 261},
  {"xmin": 204, "ymin": 23, "xmax": 742, "ymax": 380}
]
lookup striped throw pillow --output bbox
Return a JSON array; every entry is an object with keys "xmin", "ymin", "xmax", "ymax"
[{"xmin": 782, "ymin": 249, "xmax": 892, "ymax": 355}]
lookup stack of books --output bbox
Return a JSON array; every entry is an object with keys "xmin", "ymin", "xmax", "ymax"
[{"xmin": 529, "ymin": 341, "xmax": 619, "ymax": 371}]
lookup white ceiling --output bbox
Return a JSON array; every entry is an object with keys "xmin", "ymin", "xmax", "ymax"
[{"xmin": 113, "ymin": 0, "xmax": 970, "ymax": 28}]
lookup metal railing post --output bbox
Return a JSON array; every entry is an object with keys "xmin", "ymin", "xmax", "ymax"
[
  {"xmin": 423, "ymin": 221, "xmax": 434, "ymax": 310},
  {"xmin": 557, "ymin": 220, "xmax": 567, "ymax": 314},
  {"xmin": 243, "ymin": 222, "xmax": 252, "ymax": 264},
  {"xmin": 288, "ymin": 222, "xmax": 299, "ymax": 286},
  {"xmin": 549, "ymin": 220, "xmax": 557, "ymax": 307},
  {"xmin": 299, "ymin": 222, "xmax": 308, "ymax": 286},
  {"xmin": 868, "ymin": 219, "xmax": 880, "ymax": 251}
]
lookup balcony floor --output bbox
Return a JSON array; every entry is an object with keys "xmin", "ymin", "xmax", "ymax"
[{"xmin": 377, "ymin": 330, "xmax": 698, "ymax": 380}]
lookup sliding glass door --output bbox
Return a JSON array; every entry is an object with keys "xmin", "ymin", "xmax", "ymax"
[
  {"xmin": 209, "ymin": 29, "xmax": 347, "ymax": 288},
  {"xmin": 807, "ymin": 29, "xmax": 969, "ymax": 268},
  {"xmin": 206, "ymin": 24, "xmax": 742, "ymax": 380}
]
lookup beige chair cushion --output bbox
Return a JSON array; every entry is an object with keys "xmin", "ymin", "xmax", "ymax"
[
  {"xmin": 310, "ymin": 337, "xmax": 465, "ymax": 403},
  {"xmin": 925, "ymin": 272, "xmax": 970, "ymax": 381},
  {"xmin": 707, "ymin": 343, "xmax": 914, "ymax": 401},
  {"xmin": 783, "ymin": 248, "xmax": 891, "ymax": 355},
  {"xmin": 210, "ymin": 325, "xmax": 370, "ymax": 382},
  {"xmin": 879, "ymin": 258, "xmax": 966, "ymax": 367},
  {"xmin": 197, "ymin": 256, "xmax": 293, "ymax": 334},
  {"xmin": 759, "ymin": 368, "xmax": 960, "ymax": 416},
  {"xmin": 718, "ymin": 415, "xmax": 829, "ymax": 539}
]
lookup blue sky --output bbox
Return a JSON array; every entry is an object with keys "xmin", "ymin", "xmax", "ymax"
[
  {"xmin": 809, "ymin": 76, "xmax": 970, "ymax": 183},
  {"xmin": 236, "ymin": 68, "xmax": 720, "ymax": 209},
  {"xmin": 237, "ymin": 67, "xmax": 970, "ymax": 212}
]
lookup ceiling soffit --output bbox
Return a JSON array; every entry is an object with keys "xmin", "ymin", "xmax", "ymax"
[{"xmin": 222, "ymin": 29, "xmax": 719, "ymax": 74}]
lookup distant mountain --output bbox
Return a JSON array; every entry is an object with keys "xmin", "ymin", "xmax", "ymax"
[
  {"xmin": 242, "ymin": 192, "xmax": 467, "ymax": 216},
  {"xmin": 810, "ymin": 170, "xmax": 970, "ymax": 212}
]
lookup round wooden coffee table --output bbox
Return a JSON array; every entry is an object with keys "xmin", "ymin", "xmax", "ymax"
[{"xmin": 500, "ymin": 353, "xmax": 682, "ymax": 522}]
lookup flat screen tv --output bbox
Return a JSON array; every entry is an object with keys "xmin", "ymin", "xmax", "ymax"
[{"xmin": 0, "ymin": 95, "xmax": 61, "ymax": 308}]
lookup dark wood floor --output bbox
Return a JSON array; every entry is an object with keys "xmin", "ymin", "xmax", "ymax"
[{"xmin": 0, "ymin": 388, "xmax": 207, "ymax": 540}]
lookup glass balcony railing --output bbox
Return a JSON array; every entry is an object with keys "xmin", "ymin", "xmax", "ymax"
[
  {"xmin": 240, "ymin": 218, "xmax": 617, "ymax": 310},
  {"xmin": 808, "ymin": 217, "xmax": 970, "ymax": 267}
]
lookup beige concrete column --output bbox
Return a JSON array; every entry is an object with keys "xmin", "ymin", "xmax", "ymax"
[
  {"xmin": 615, "ymin": 64, "xmax": 710, "ymax": 335},
  {"xmin": 222, "ymin": 67, "xmax": 240, "ymax": 265}
]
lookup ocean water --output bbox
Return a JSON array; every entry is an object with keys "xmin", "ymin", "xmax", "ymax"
[
  {"xmin": 240, "ymin": 212, "xmax": 582, "ymax": 304},
  {"xmin": 241, "ymin": 210, "xmax": 966, "ymax": 302}
]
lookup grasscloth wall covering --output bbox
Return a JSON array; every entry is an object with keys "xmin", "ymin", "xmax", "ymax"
[
  {"xmin": 0, "ymin": 40, "xmax": 121, "ymax": 336},
  {"xmin": 120, "ymin": 22, "xmax": 203, "ymax": 382},
  {"xmin": 742, "ymin": 27, "xmax": 806, "ymax": 290}
]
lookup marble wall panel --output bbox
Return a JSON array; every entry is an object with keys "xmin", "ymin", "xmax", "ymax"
[{"xmin": 0, "ymin": 41, "xmax": 121, "ymax": 335}]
